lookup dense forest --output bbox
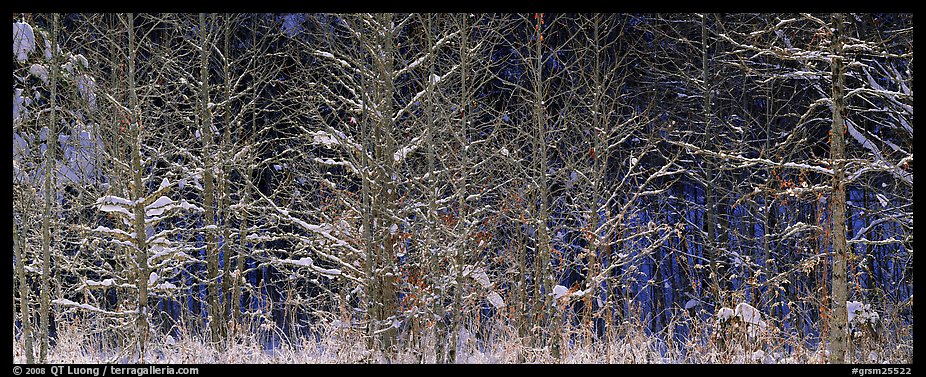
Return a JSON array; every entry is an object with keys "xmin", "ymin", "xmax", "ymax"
[{"xmin": 12, "ymin": 13, "xmax": 912, "ymax": 364}]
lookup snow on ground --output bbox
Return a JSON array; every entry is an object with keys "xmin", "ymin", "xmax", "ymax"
[{"xmin": 13, "ymin": 316, "xmax": 911, "ymax": 364}]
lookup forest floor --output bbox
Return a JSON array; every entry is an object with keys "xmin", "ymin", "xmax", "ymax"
[{"xmin": 12, "ymin": 318, "xmax": 912, "ymax": 364}]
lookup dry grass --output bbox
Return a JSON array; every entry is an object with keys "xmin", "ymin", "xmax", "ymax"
[{"xmin": 12, "ymin": 305, "xmax": 912, "ymax": 364}]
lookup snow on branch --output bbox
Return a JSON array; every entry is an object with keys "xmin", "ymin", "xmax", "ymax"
[
  {"xmin": 52, "ymin": 298, "xmax": 137, "ymax": 317},
  {"xmin": 277, "ymin": 256, "xmax": 343, "ymax": 279},
  {"xmin": 392, "ymin": 64, "xmax": 459, "ymax": 123},
  {"xmin": 668, "ymin": 139, "xmax": 833, "ymax": 176}
]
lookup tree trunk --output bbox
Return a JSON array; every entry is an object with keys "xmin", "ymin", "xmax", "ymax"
[
  {"xmin": 124, "ymin": 13, "xmax": 151, "ymax": 363},
  {"xmin": 448, "ymin": 13, "xmax": 473, "ymax": 364},
  {"xmin": 701, "ymin": 14, "xmax": 724, "ymax": 308},
  {"xmin": 827, "ymin": 12, "xmax": 849, "ymax": 365},
  {"xmin": 38, "ymin": 12, "xmax": 59, "ymax": 363},
  {"xmin": 198, "ymin": 13, "xmax": 226, "ymax": 349},
  {"xmin": 359, "ymin": 41, "xmax": 377, "ymax": 359},
  {"xmin": 220, "ymin": 14, "xmax": 234, "ymax": 342},
  {"xmin": 375, "ymin": 13, "xmax": 399, "ymax": 359},
  {"xmin": 583, "ymin": 13, "xmax": 604, "ymax": 342},
  {"xmin": 14, "ymin": 220, "xmax": 34, "ymax": 363},
  {"xmin": 419, "ymin": 14, "xmax": 450, "ymax": 364},
  {"xmin": 232, "ymin": 14, "xmax": 261, "ymax": 338},
  {"xmin": 529, "ymin": 14, "xmax": 559, "ymax": 360}
]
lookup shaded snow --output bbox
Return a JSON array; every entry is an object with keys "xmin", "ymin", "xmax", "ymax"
[
  {"xmin": 847, "ymin": 301, "xmax": 879, "ymax": 326},
  {"xmin": 734, "ymin": 302, "xmax": 765, "ymax": 327},
  {"xmin": 29, "ymin": 63, "xmax": 49, "ymax": 83},
  {"xmin": 280, "ymin": 257, "xmax": 342, "ymax": 278},
  {"xmin": 76, "ymin": 74, "xmax": 96, "ymax": 107},
  {"xmin": 847, "ymin": 301, "xmax": 862, "ymax": 322},
  {"xmin": 98, "ymin": 195, "xmax": 134, "ymax": 207},
  {"xmin": 471, "ymin": 267, "xmax": 491, "ymax": 289},
  {"xmin": 281, "ymin": 257, "xmax": 314, "ymax": 267},
  {"xmin": 145, "ymin": 196, "xmax": 175, "ymax": 217},
  {"xmin": 13, "ymin": 88, "xmax": 25, "ymax": 121},
  {"xmin": 486, "ymin": 291, "xmax": 505, "ymax": 309},
  {"xmin": 684, "ymin": 299, "xmax": 700, "ymax": 309},
  {"xmin": 13, "ymin": 22, "xmax": 35, "ymax": 62},
  {"xmin": 311, "ymin": 131, "xmax": 340, "ymax": 148},
  {"xmin": 154, "ymin": 282, "xmax": 177, "ymax": 290},
  {"xmin": 84, "ymin": 278, "xmax": 115, "ymax": 288},
  {"xmin": 717, "ymin": 307, "xmax": 734, "ymax": 322},
  {"xmin": 52, "ymin": 298, "xmax": 136, "ymax": 316},
  {"xmin": 98, "ymin": 204, "xmax": 133, "ymax": 218},
  {"xmin": 315, "ymin": 268, "xmax": 342, "ymax": 277}
]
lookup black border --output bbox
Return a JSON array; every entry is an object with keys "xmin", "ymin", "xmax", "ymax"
[{"xmin": 8, "ymin": 1, "xmax": 917, "ymax": 372}]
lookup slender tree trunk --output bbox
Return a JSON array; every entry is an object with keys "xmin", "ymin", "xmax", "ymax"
[
  {"xmin": 219, "ymin": 14, "xmax": 234, "ymax": 340},
  {"xmin": 14, "ymin": 220, "xmax": 34, "ymax": 363},
  {"xmin": 448, "ymin": 14, "xmax": 473, "ymax": 364},
  {"xmin": 124, "ymin": 13, "xmax": 151, "ymax": 363},
  {"xmin": 232, "ymin": 14, "xmax": 260, "ymax": 337},
  {"xmin": 198, "ymin": 13, "xmax": 226, "ymax": 349},
  {"xmin": 420, "ymin": 14, "xmax": 448, "ymax": 364},
  {"xmin": 583, "ymin": 13, "xmax": 604, "ymax": 343},
  {"xmin": 374, "ymin": 13, "xmax": 399, "ymax": 359},
  {"xmin": 38, "ymin": 13, "xmax": 59, "ymax": 363},
  {"xmin": 515, "ymin": 211, "xmax": 528, "ymax": 363},
  {"xmin": 530, "ymin": 15, "xmax": 558, "ymax": 360},
  {"xmin": 701, "ymin": 14, "xmax": 724, "ymax": 308},
  {"xmin": 828, "ymin": 12, "xmax": 849, "ymax": 365},
  {"xmin": 232, "ymin": 175, "xmax": 248, "ymax": 337},
  {"xmin": 358, "ymin": 35, "xmax": 378, "ymax": 359}
]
